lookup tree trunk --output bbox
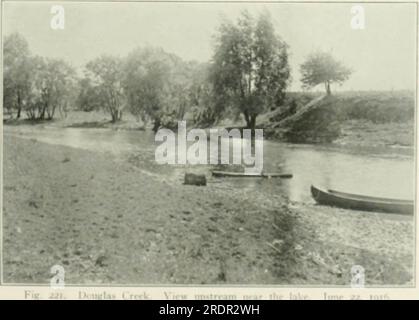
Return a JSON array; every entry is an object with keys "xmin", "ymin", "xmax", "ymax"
[
  {"xmin": 39, "ymin": 103, "xmax": 47, "ymax": 120},
  {"xmin": 184, "ymin": 173, "xmax": 206, "ymax": 186},
  {"xmin": 110, "ymin": 108, "xmax": 123, "ymax": 123},
  {"xmin": 245, "ymin": 114, "xmax": 257, "ymax": 131},
  {"xmin": 47, "ymin": 105, "xmax": 56, "ymax": 120},
  {"xmin": 325, "ymin": 81, "xmax": 331, "ymax": 95},
  {"xmin": 26, "ymin": 107, "xmax": 36, "ymax": 120},
  {"xmin": 16, "ymin": 91, "xmax": 22, "ymax": 119},
  {"xmin": 243, "ymin": 111, "xmax": 250, "ymax": 128},
  {"xmin": 152, "ymin": 118, "xmax": 161, "ymax": 133},
  {"xmin": 250, "ymin": 115, "xmax": 257, "ymax": 131}
]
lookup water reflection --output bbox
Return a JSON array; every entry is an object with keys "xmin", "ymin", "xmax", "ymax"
[{"xmin": 5, "ymin": 125, "xmax": 414, "ymax": 203}]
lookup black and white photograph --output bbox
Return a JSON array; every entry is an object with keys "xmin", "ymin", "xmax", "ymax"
[{"xmin": 1, "ymin": 0, "xmax": 417, "ymax": 289}]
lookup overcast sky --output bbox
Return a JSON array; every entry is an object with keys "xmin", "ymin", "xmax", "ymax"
[{"xmin": 2, "ymin": 1, "xmax": 417, "ymax": 91}]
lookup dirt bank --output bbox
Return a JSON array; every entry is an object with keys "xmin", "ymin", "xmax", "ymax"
[
  {"xmin": 2, "ymin": 134, "xmax": 414, "ymax": 285},
  {"xmin": 2, "ymin": 135, "xmax": 297, "ymax": 284},
  {"xmin": 263, "ymin": 91, "xmax": 415, "ymax": 147}
]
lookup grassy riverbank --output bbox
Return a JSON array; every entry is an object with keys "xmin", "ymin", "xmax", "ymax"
[
  {"xmin": 2, "ymin": 134, "xmax": 414, "ymax": 285},
  {"xmin": 3, "ymin": 110, "xmax": 144, "ymax": 131},
  {"xmin": 262, "ymin": 91, "xmax": 415, "ymax": 146},
  {"xmin": 3, "ymin": 90, "xmax": 416, "ymax": 149}
]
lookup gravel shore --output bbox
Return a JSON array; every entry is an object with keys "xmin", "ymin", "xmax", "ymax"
[{"xmin": 2, "ymin": 134, "xmax": 414, "ymax": 285}]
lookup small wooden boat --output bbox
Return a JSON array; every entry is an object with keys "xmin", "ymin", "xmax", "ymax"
[
  {"xmin": 311, "ymin": 185, "xmax": 414, "ymax": 215},
  {"xmin": 212, "ymin": 170, "xmax": 293, "ymax": 179}
]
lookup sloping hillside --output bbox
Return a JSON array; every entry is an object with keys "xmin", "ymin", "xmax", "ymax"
[{"xmin": 263, "ymin": 91, "xmax": 415, "ymax": 145}]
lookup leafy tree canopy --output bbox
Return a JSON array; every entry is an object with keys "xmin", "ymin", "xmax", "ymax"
[
  {"xmin": 300, "ymin": 51, "xmax": 352, "ymax": 95},
  {"xmin": 211, "ymin": 11, "xmax": 290, "ymax": 129}
]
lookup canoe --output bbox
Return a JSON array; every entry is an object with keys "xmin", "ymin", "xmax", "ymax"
[
  {"xmin": 311, "ymin": 185, "xmax": 414, "ymax": 215},
  {"xmin": 212, "ymin": 170, "xmax": 292, "ymax": 179}
]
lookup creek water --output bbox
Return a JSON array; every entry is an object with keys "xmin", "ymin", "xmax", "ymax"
[{"xmin": 5, "ymin": 125, "xmax": 415, "ymax": 204}]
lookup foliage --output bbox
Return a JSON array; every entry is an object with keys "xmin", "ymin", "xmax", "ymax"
[
  {"xmin": 85, "ymin": 55, "xmax": 126, "ymax": 122},
  {"xmin": 123, "ymin": 47, "xmax": 196, "ymax": 131},
  {"xmin": 3, "ymin": 33, "xmax": 34, "ymax": 118},
  {"xmin": 211, "ymin": 11, "xmax": 290, "ymax": 129},
  {"xmin": 27, "ymin": 57, "xmax": 76, "ymax": 120},
  {"xmin": 4, "ymin": 33, "xmax": 76, "ymax": 121},
  {"xmin": 188, "ymin": 63, "xmax": 223, "ymax": 127},
  {"xmin": 75, "ymin": 78, "xmax": 103, "ymax": 112},
  {"xmin": 300, "ymin": 52, "xmax": 352, "ymax": 95}
]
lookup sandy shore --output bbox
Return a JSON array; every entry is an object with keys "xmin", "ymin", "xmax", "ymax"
[{"xmin": 2, "ymin": 133, "xmax": 414, "ymax": 285}]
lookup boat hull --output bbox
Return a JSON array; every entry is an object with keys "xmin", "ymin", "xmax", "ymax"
[{"xmin": 311, "ymin": 185, "xmax": 414, "ymax": 215}]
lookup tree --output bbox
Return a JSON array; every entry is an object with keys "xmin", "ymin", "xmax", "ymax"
[
  {"xmin": 3, "ymin": 33, "xmax": 76, "ymax": 121},
  {"xmin": 123, "ymin": 47, "xmax": 193, "ymax": 132},
  {"xmin": 300, "ymin": 52, "xmax": 352, "ymax": 95},
  {"xmin": 189, "ymin": 63, "xmax": 223, "ymax": 127},
  {"xmin": 3, "ymin": 33, "xmax": 34, "ymax": 119},
  {"xmin": 85, "ymin": 55, "xmax": 125, "ymax": 122},
  {"xmin": 29, "ymin": 57, "xmax": 76, "ymax": 120},
  {"xmin": 211, "ymin": 11, "xmax": 290, "ymax": 130},
  {"xmin": 76, "ymin": 77, "xmax": 103, "ymax": 112}
]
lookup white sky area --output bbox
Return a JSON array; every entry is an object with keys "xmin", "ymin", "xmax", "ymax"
[{"xmin": 2, "ymin": 1, "xmax": 417, "ymax": 91}]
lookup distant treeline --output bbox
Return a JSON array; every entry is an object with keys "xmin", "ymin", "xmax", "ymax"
[
  {"xmin": 3, "ymin": 32, "xmax": 218, "ymax": 130},
  {"xmin": 3, "ymin": 11, "xmax": 412, "ymax": 133},
  {"xmin": 4, "ymin": 12, "xmax": 293, "ymax": 132}
]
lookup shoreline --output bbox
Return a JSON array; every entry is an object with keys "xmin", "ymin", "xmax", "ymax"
[
  {"xmin": 3, "ymin": 135, "xmax": 294, "ymax": 284},
  {"xmin": 4, "ymin": 110, "xmax": 414, "ymax": 150},
  {"xmin": 2, "ymin": 133, "xmax": 414, "ymax": 285}
]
